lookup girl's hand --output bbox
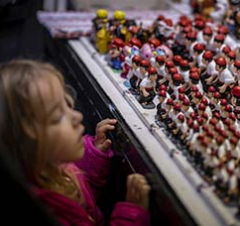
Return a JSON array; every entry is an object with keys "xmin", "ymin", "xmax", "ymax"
[
  {"xmin": 94, "ymin": 118, "xmax": 117, "ymax": 152},
  {"xmin": 126, "ymin": 174, "xmax": 151, "ymax": 210}
]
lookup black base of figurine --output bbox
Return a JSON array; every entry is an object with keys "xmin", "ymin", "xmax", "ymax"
[
  {"xmin": 129, "ymin": 88, "xmax": 140, "ymax": 96},
  {"xmin": 140, "ymin": 102, "xmax": 155, "ymax": 109}
]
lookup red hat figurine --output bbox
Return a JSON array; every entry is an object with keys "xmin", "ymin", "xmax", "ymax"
[
  {"xmin": 231, "ymin": 86, "xmax": 240, "ymax": 98},
  {"xmin": 215, "ymin": 57, "xmax": 227, "ymax": 67},
  {"xmin": 203, "ymin": 51, "xmax": 213, "ymax": 61},
  {"xmin": 148, "ymin": 66, "xmax": 157, "ymax": 75},
  {"xmin": 155, "ymin": 55, "xmax": 165, "ymax": 63},
  {"xmin": 159, "ymin": 90, "xmax": 167, "ymax": 97}
]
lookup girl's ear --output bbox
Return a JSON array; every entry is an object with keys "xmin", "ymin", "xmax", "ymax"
[{"xmin": 22, "ymin": 122, "xmax": 37, "ymax": 140}]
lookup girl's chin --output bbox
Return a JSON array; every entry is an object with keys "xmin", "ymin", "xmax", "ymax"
[{"xmin": 78, "ymin": 145, "xmax": 85, "ymax": 158}]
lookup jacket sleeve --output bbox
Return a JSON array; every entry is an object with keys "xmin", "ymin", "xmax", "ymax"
[
  {"xmin": 74, "ymin": 135, "xmax": 114, "ymax": 198},
  {"xmin": 109, "ymin": 202, "xmax": 151, "ymax": 226}
]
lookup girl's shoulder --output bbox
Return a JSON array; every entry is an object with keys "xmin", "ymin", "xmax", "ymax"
[{"xmin": 31, "ymin": 181, "xmax": 95, "ymax": 225}]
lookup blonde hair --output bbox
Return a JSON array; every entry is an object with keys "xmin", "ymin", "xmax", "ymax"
[{"xmin": 0, "ymin": 59, "xmax": 83, "ymax": 203}]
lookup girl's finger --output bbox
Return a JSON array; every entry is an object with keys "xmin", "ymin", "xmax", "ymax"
[
  {"xmin": 96, "ymin": 124, "xmax": 115, "ymax": 135},
  {"xmin": 96, "ymin": 119, "xmax": 117, "ymax": 128}
]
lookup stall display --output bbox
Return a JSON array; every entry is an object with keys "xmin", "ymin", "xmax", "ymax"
[
  {"xmin": 77, "ymin": 5, "xmax": 240, "ymax": 225},
  {"xmin": 38, "ymin": 1, "xmax": 240, "ymax": 225}
]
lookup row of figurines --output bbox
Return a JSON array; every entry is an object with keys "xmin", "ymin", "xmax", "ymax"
[
  {"xmin": 97, "ymin": 9, "xmax": 240, "ymax": 110},
  {"xmin": 156, "ymin": 81, "xmax": 240, "ymax": 200},
  {"xmin": 92, "ymin": 2, "xmax": 240, "ymax": 57},
  {"xmin": 92, "ymin": 8, "xmax": 240, "ymax": 211}
]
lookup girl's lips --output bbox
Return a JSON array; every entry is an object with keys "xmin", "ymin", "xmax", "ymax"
[{"xmin": 78, "ymin": 125, "xmax": 85, "ymax": 141}]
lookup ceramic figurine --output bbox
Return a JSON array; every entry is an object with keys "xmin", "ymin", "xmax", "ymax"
[
  {"xmin": 214, "ymin": 56, "xmax": 235, "ymax": 95},
  {"xmin": 156, "ymin": 89, "xmax": 168, "ymax": 121},
  {"xmin": 138, "ymin": 66, "xmax": 157, "ymax": 109},
  {"xmin": 197, "ymin": 27, "xmax": 214, "ymax": 51},
  {"xmin": 108, "ymin": 38, "xmax": 125, "ymax": 70},
  {"xmin": 210, "ymin": 0, "xmax": 229, "ymax": 24},
  {"xmin": 231, "ymin": 85, "xmax": 240, "ymax": 120},
  {"xmin": 225, "ymin": 0, "xmax": 240, "ymax": 39},
  {"xmin": 232, "ymin": 60, "xmax": 240, "ymax": 85},
  {"xmin": 201, "ymin": 51, "xmax": 218, "ymax": 92},
  {"xmin": 127, "ymin": 55, "xmax": 141, "ymax": 94},
  {"xmin": 93, "ymin": 9, "xmax": 110, "ymax": 54},
  {"xmin": 110, "ymin": 10, "xmax": 128, "ymax": 42}
]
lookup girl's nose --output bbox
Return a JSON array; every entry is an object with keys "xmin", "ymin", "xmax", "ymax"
[{"xmin": 72, "ymin": 110, "xmax": 83, "ymax": 127}]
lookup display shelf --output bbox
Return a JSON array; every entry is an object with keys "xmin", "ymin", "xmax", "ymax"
[{"xmin": 68, "ymin": 38, "xmax": 239, "ymax": 226}]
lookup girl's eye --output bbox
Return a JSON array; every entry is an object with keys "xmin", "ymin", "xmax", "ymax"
[
  {"xmin": 50, "ymin": 110, "xmax": 64, "ymax": 124},
  {"xmin": 50, "ymin": 114, "xmax": 63, "ymax": 124}
]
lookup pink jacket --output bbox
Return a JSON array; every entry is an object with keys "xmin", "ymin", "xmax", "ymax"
[{"xmin": 33, "ymin": 135, "xmax": 150, "ymax": 226}]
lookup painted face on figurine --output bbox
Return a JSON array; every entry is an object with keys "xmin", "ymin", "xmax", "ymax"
[
  {"xmin": 109, "ymin": 46, "xmax": 121, "ymax": 58},
  {"xmin": 231, "ymin": 96, "xmax": 237, "ymax": 106},
  {"xmin": 132, "ymin": 61, "xmax": 139, "ymax": 70},
  {"xmin": 203, "ymin": 34, "xmax": 211, "ymax": 42},
  {"xmin": 233, "ymin": 66, "xmax": 240, "ymax": 75},
  {"xmin": 215, "ymin": 64, "xmax": 221, "ymax": 72},
  {"xmin": 140, "ymin": 66, "xmax": 147, "ymax": 75},
  {"xmin": 149, "ymin": 73, "xmax": 158, "ymax": 82},
  {"xmin": 213, "ymin": 41, "xmax": 221, "ymax": 49}
]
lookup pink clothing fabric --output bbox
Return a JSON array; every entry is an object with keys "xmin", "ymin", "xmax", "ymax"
[{"xmin": 33, "ymin": 135, "xmax": 150, "ymax": 226}]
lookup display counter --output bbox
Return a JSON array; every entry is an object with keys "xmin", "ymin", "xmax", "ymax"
[{"xmin": 44, "ymin": 34, "xmax": 240, "ymax": 226}]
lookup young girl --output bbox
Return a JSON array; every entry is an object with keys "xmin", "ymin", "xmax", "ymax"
[{"xmin": 0, "ymin": 60, "xmax": 151, "ymax": 226}]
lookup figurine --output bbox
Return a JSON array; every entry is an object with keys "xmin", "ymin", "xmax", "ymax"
[
  {"xmin": 93, "ymin": 9, "xmax": 110, "ymax": 54},
  {"xmin": 185, "ymin": 31, "xmax": 198, "ymax": 62},
  {"xmin": 167, "ymin": 103, "xmax": 182, "ymax": 131},
  {"xmin": 127, "ymin": 55, "xmax": 141, "ymax": 93},
  {"xmin": 156, "ymin": 89, "xmax": 168, "ymax": 122},
  {"xmin": 161, "ymin": 60, "xmax": 174, "ymax": 86},
  {"xmin": 150, "ymin": 15, "xmax": 165, "ymax": 42},
  {"xmin": 226, "ymin": 51, "xmax": 236, "ymax": 73},
  {"xmin": 172, "ymin": 55, "xmax": 183, "ymax": 71},
  {"xmin": 189, "ymin": 71, "xmax": 204, "ymax": 94},
  {"xmin": 194, "ymin": 19, "xmax": 205, "ymax": 40},
  {"xmin": 140, "ymin": 38, "xmax": 161, "ymax": 61},
  {"xmin": 201, "ymin": 51, "xmax": 218, "ymax": 92},
  {"xmin": 197, "ymin": 27, "xmax": 214, "ymax": 52},
  {"xmin": 212, "ymin": 34, "xmax": 226, "ymax": 57},
  {"xmin": 191, "ymin": 42, "xmax": 205, "ymax": 68},
  {"xmin": 110, "ymin": 10, "xmax": 128, "ymax": 42},
  {"xmin": 221, "ymin": 45, "xmax": 232, "ymax": 58},
  {"xmin": 169, "ymin": 73, "xmax": 184, "ymax": 100},
  {"xmin": 108, "ymin": 38, "xmax": 125, "ymax": 70},
  {"xmin": 214, "ymin": 56, "xmax": 235, "ymax": 95},
  {"xmin": 172, "ymin": 20, "xmax": 192, "ymax": 56},
  {"xmin": 121, "ymin": 38, "xmax": 142, "ymax": 79},
  {"xmin": 124, "ymin": 19, "xmax": 137, "ymax": 42},
  {"xmin": 138, "ymin": 59, "xmax": 150, "ymax": 85},
  {"xmin": 232, "ymin": 59, "xmax": 240, "ymax": 85},
  {"xmin": 158, "ymin": 18, "xmax": 175, "ymax": 47},
  {"xmin": 179, "ymin": 59, "xmax": 190, "ymax": 91},
  {"xmin": 153, "ymin": 55, "xmax": 166, "ymax": 83},
  {"xmin": 230, "ymin": 85, "xmax": 240, "ymax": 120},
  {"xmin": 161, "ymin": 97, "xmax": 174, "ymax": 123},
  {"xmin": 138, "ymin": 66, "xmax": 157, "ymax": 109},
  {"xmin": 225, "ymin": 0, "xmax": 240, "ymax": 38},
  {"xmin": 181, "ymin": 98, "xmax": 194, "ymax": 118},
  {"xmin": 210, "ymin": 0, "xmax": 229, "ymax": 24}
]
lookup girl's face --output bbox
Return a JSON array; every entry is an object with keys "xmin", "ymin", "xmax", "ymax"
[{"xmin": 31, "ymin": 75, "xmax": 85, "ymax": 165}]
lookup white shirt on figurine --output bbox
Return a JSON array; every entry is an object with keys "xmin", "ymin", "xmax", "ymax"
[
  {"xmin": 127, "ymin": 67, "xmax": 140, "ymax": 80},
  {"xmin": 219, "ymin": 68, "xmax": 235, "ymax": 84},
  {"xmin": 140, "ymin": 77, "xmax": 156, "ymax": 89}
]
